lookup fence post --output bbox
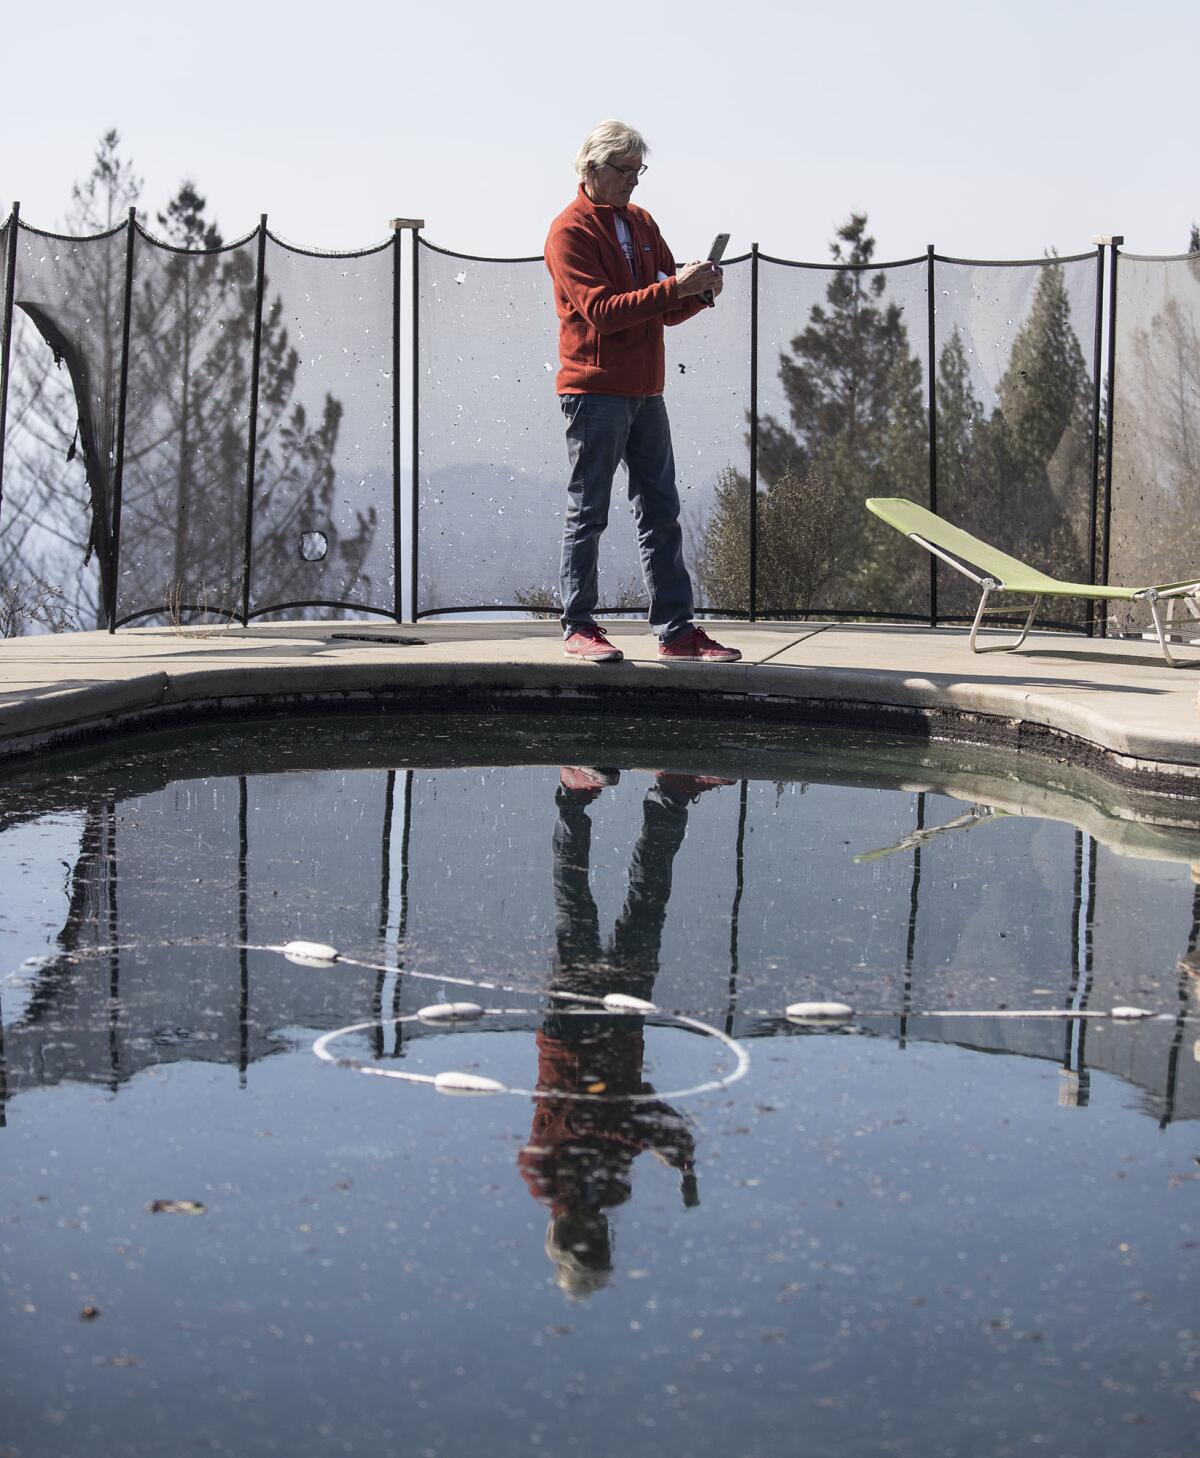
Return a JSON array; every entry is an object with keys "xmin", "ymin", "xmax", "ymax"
[
  {"xmin": 389, "ymin": 220, "xmax": 425, "ymax": 622},
  {"xmin": 237, "ymin": 774, "xmax": 249, "ymax": 1086},
  {"xmin": 1086, "ymin": 241, "xmax": 1106, "ymax": 635},
  {"xmin": 410, "ymin": 226, "xmax": 421, "ymax": 622},
  {"xmin": 239, "ymin": 216, "xmax": 268, "ymax": 627},
  {"xmin": 926, "ymin": 244, "xmax": 938, "ymax": 628},
  {"xmin": 391, "ymin": 224, "xmax": 403, "ymax": 623},
  {"xmin": 107, "ymin": 207, "xmax": 137, "ymax": 633},
  {"xmin": 0, "ymin": 202, "xmax": 20, "ymax": 532},
  {"xmin": 900, "ymin": 791, "xmax": 925, "ymax": 1052},
  {"xmin": 725, "ymin": 776, "xmax": 749, "ymax": 1037},
  {"xmin": 1100, "ymin": 236, "xmax": 1123, "ymax": 635},
  {"xmin": 748, "ymin": 242, "xmax": 759, "ymax": 622}
]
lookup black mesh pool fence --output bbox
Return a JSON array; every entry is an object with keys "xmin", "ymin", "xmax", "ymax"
[{"xmin": 1, "ymin": 213, "xmax": 1195, "ymax": 636}]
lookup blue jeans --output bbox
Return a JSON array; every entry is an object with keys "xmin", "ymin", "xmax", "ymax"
[{"xmin": 558, "ymin": 393, "xmax": 694, "ymax": 641}]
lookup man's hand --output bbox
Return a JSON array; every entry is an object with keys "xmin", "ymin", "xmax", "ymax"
[{"xmin": 675, "ymin": 260, "xmax": 724, "ymax": 299}]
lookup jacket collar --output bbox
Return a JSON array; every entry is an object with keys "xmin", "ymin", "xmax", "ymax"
[
  {"xmin": 574, "ymin": 185, "xmax": 641, "ymax": 280},
  {"xmin": 577, "ymin": 182, "xmax": 612, "ymax": 213},
  {"xmin": 575, "ymin": 183, "xmax": 635, "ymax": 224}
]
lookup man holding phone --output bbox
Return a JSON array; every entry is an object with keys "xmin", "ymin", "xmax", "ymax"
[{"xmin": 544, "ymin": 119, "xmax": 741, "ymax": 663}]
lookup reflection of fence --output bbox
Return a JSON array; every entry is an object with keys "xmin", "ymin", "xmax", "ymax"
[
  {"xmin": 1, "ymin": 209, "xmax": 1198, "ymax": 632},
  {"xmin": 2, "ymin": 761, "xmax": 1197, "ymax": 1127}
]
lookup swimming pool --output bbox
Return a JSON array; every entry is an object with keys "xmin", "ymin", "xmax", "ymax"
[{"xmin": 2, "ymin": 713, "xmax": 1197, "ymax": 1456}]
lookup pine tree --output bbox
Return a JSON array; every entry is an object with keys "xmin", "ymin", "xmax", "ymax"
[
  {"xmin": 118, "ymin": 182, "xmax": 254, "ymax": 616},
  {"xmin": 987, "ymin": 260, "xmax": 1093, "ymax": 597},
  {"xmin": 931, "ymin": 326, "xmax": 1004, "ymax": 617},
  {"xmin": 767, "ymin": 216, "xmax": 921, "ymax": 482},
  {"xmin": 698, "ymin": 214, "xmax": 927, "ymax": 615},
  {"xmin": 935, "ymin": 327, "xmax": 985, "ymax": 511},
  {"xmin": 696, "ymin": 466, "xmax": 750, "ymax": 610},
  {"xmin": 70, "ymin": 129, "xmax": 142, "ymax": 234},
  {"xmin": 996, "ymin": 264, "xmax": 1090, "ymax": 477}
]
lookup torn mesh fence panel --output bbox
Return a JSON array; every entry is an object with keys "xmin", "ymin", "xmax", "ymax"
[{"xmin": 3, "ymin": 223, "xmax": 127, "ymax": 628}]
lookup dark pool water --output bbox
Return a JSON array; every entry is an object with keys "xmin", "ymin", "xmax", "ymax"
[{"xmin": 1, "ymin": 714, "xmax": 1198, "ymax": 1458}]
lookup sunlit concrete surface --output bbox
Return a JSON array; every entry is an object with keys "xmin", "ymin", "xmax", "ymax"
[{"xmin": 1, "ymin": 620, "xmax": 1198, "ymax": 788}]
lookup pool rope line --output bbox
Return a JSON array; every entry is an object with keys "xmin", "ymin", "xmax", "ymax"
[
  {"xmin": 10, "ymin": 940, "xmax": 1196, "ymax": 1033},
  {"xmin": 7, "ymin": 938, "xmax": 1189, "ymax": 1043}
]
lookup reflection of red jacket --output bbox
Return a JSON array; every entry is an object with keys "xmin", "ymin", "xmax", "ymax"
[
  {"xmin": 518, "ymin": 1029, "xmax": 693, "ymax": 1217},
  {"xmin": 544, "ymin": 186, "xmax": 707, "ymax": 397}
]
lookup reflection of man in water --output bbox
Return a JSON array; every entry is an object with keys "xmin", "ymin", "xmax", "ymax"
[{"xmin": 518, "ymin": 766, "xmax": 730, "ymax": 1298}]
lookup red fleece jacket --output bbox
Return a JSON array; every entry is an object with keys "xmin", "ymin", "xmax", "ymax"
[{"xmin": 544, "ymin": 185, "xmax": 707, "ymax": 397}]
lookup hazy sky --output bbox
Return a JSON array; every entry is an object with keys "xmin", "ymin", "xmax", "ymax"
[{"xmin": 2, "ymin": 0, "xmax": 1196, "ymax": 262}]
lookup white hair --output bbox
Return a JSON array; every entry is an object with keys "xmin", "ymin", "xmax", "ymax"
[
  {"xmin": 574, "ymin": 120, "xmax": 650, "ymax": 180},
  {"xmin": 544, "ymin": 1215, "xmax": 613, "ymax": 1300}
]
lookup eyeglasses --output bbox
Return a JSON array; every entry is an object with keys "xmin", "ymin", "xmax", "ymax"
[{"xmin": 603, "ymin": 160, "xmax": 647, "ymax": 178}]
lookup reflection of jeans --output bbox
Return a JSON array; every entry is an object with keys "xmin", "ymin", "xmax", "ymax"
[
  {"xmin": 558, "ymin": 393, "xmax": 694, "ymax": 641},
  {"xmin": 551, "ymin": 783, "xmax": 689, "ymax": 1014}
]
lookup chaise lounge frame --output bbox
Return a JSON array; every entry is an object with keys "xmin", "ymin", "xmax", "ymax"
[{"xmin": 865, "ymin": 497, "xmax": 1200, "ymax": 668}]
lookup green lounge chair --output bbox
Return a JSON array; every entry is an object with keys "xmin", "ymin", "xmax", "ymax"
[{"xmin": 865, "ymin": 497, "xmax": 1200, "ymax": 668}]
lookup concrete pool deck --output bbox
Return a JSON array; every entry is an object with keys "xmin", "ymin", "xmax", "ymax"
[{"xmin": 1, "ymin": 618, "xmax": 1198, "ymax": 792}]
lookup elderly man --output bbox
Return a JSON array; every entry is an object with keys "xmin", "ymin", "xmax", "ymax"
[{"xmin": 544, "ymin": 120, "xmax": 741, "ymax": 663}]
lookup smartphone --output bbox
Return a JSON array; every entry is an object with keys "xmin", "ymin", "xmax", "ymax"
[
  {"xmin": 704, "ymin": 232, "xmax": 729, "ymax": 305},
  {"xmin": 707, "ymin": 233, "xmax": 730, "ymax": 264}
]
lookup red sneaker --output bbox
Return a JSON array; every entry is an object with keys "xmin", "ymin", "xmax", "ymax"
[
  {"xmin": 560, "ymin": 766, "xmax": 621, "ymax": 793},
  {"xmin": 656, "ymin": 772, "xmax": 736, "ymax": 801},
  {"xmin": 564, "ymin": 625, "xmax": 623, "ymax": 662},
  {"xmin": 657, "ymin": 626, "xmax": 741, "ymax": 663}
]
